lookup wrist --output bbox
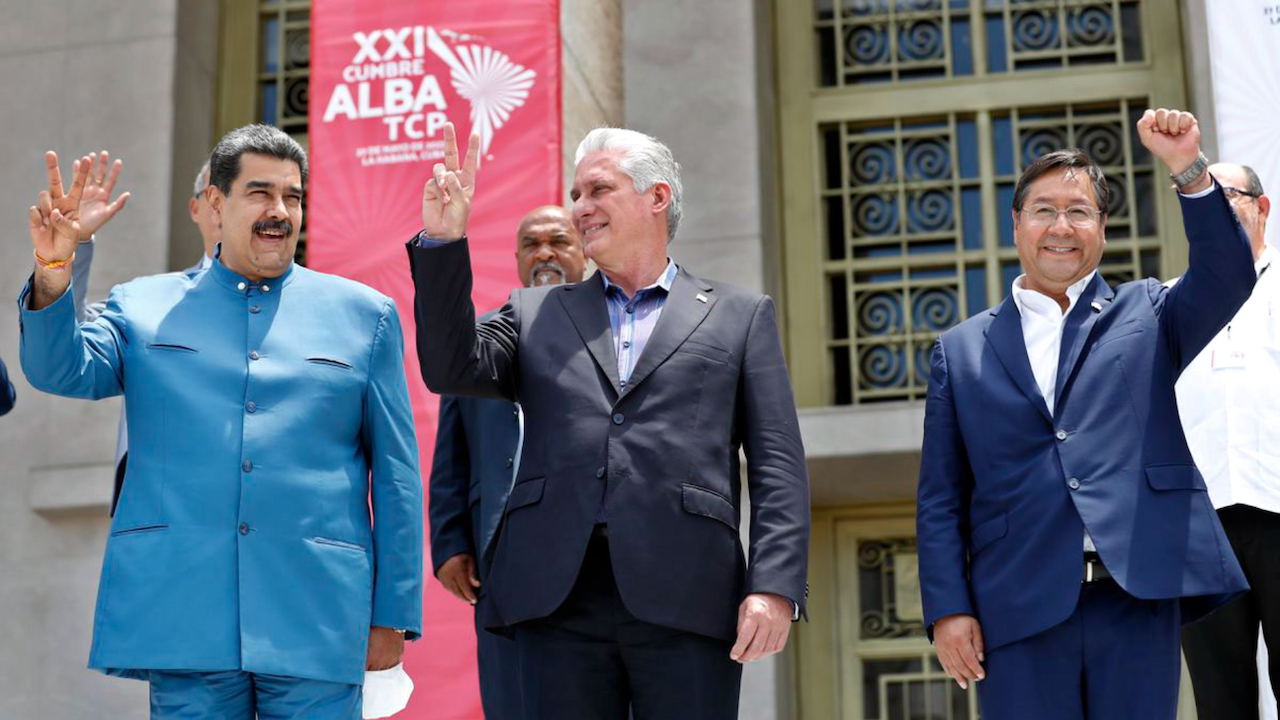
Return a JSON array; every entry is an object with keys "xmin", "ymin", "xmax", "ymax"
[{"xmin": 1169, "ymin": 152, "xmax": 1209, "ymax": 190}]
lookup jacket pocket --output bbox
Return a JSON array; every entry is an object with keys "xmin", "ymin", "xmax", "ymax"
[
  {"xmin": 681, "ymin": 483, "xmax": 737, "ymax": 530},
  {"xmin": 679, "ymin": 340, "xmax": 732, "ymax": 365},
  {"xmin": 1145, "ymin": 464, "xmax": 1208, "ymax": 491},
  {"xmin": 1093, "ymin": 319, "xmax": 1145, "ymax": 349},
  {"xmin": 146, "ymin": 343, "xmax": 198, "ymax": 354},
  {"xmin": 310, "ymin": 536, "xmax": 367, "ymax": 552},
  {"xmin": 112, "ymin": 523, "xmax": 170, "ymax": 537},
  {"xmin": 506, "ymin": 477, "xmax": 545, "ymax": 512},
  {"xmin": 968, "ymin": 514, "xmax": 1008, "ymax": 555},
  {"xmin": 306, "ymin": 357, "xmax": 354, "ymax": 370}
]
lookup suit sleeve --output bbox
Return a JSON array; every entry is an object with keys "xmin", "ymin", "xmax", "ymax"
[
  {"xmin": 738, "ymin": 296, "xmax": 811, "ymax": 616},
  {"xmin": 428, "ymin": 394, "xmax": 477, "ymax": 575},
  {"xmin": 17, "ymin": 276, "xmax": 126, "ymax": 400},
  {"xmin": 1154, "ymin": 182, "xmax": 1256, "ymax": 371},
  {"xmin": 406, "ymin": 237, "xmax": 520, "ymax": 401},
  {"xmin": 916, "ymin": 337, "xmax": 976, "ymax": 640},
  {"xmin": 363, "ymin": 300, "xmax": 425, "ymax": 640},
  {"xmin": 0, "ymin": 357, "xmax": 14, "ymax": 416}
]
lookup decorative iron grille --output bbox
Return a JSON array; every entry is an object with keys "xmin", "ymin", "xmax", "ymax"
[
  {"xmin": 258, "ymin": 0, "xmax": 311, "ymax": 264},
  {"xmin": 822, "ymin": 97, "xmax": 1158, "ymax": 404}
]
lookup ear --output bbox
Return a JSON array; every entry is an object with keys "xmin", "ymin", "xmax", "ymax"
[
  {"xmin": 650, "ymin": 182, "xmax": 672, "ymax": 216},
  {"xmin": 189, "ymin": 196, "xmax": 200, "ymax": 221},
  {"xmin": 208, "ymin": 187, "xmax": 225, "ymax": 228},
  {"xmin": 1258, "ymin": 195, "xmax": 1271, "ymax": 222}
]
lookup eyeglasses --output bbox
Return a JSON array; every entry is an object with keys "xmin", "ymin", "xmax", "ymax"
[
  {"xmin": 1020, "ymin": 204, "xmax": 1103, "ymax": 229},
  {"xmin": 1222, "ymin": 186, "xmax": 1261, "ymax": 201}
]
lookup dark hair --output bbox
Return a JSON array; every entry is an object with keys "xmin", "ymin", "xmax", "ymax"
[
  {"xmin": 1241, "ymin": 165, "xmax": 1265, "ymax": 197},
  {"xmin": 208, "ymin": 124, "xmax": 308, "ymax": 195},
  {"xmin": 1012, "ymin": 149, "xmax": 1109, "ymax": 214}
]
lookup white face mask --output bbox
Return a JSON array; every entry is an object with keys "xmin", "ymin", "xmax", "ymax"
[{"xmin": 362, "ymin": 662, "xmax": 414, "ymax": 718}]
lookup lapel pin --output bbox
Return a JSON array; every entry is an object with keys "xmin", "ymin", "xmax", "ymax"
[
  {"xmin": 1090, "ymin": 301, "xmax": 1102, "ymax": 312},
  {"xmin": 696, "ymin": 293, "xmax": 709, "ymax": 304}
]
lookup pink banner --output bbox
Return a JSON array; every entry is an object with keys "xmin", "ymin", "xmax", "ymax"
[{"xmin": 308, "ymin": 1, "xmax": 561, "ymax": 716}]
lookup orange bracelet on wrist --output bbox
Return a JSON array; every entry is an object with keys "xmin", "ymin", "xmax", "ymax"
[{"xmin": 34, "ymin": 250, "xmax": 75, "ymax": 271}]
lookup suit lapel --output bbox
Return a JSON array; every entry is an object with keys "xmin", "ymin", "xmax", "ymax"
[
  {"xmin": 557, "ymin": 272, "xmax": 622, "ymax": 394},
  {"xmin": 620, "ymin": 269, "xmax": 715, "ymax": 399},
  {"xmin": 1053, "ymin": 273, "xmax": 1114, "ymax": 414},
  {"xmin": 985, "ymin": 295, "xmax": 1053, "ymax": 424}
]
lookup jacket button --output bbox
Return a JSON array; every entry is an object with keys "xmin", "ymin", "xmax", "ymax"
[
  {"xmin": 249, "ymin": 304, "xmax": 262, "ymax": 314},
  {"xmin": 238, "ymin": 522, "xmax": 250, "ymax": 535},
  {"xmin": 249, "ymin": 350, "xmax": 261, "ymax": 361},
  {"xmin": 1068, "ymin": 478, "xmax": 1081, "ymax": 490},
  {"xmin": 612, "ymin": 413, "xmax": 625, "ymax": 425},
  {"xmin": 242, "ymin": 459, "xmax": 253, "ymax": 473},
  {"xmin": 245, "ymin": 401, "xmax": 257, "ymax": 413},
  {"xmin": 505, "ymin": 457, "xmax": 513, "ymax": 468},
  {"xmin": 1055, "ymin": 430, "xmax": 1067, "ymax": 441},
  {"xmin": 596, "ymin": 467, "xmax": 605, "ymax": 479}
]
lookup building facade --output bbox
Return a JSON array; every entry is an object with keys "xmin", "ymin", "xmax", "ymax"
[{"xmin": 0, "ymin": 0, "xmax": 1222, "ymax": 717}]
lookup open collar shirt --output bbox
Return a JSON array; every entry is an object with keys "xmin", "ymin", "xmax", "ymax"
[{"xmin": 600, "ymin": 258, "xmax": 678, "ymax": 391}]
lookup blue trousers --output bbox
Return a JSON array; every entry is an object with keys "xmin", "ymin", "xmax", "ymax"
[
  {"xmin": 475, "ymin": 596, "xmax": 522, "ymax": 719},
  {"xmin": 148, "ymin": 670, "xmax": 361, "ymax": 720},
  {"xmin": 978, "ymin": 580, "xmax": 1181, "ymax": 720}
]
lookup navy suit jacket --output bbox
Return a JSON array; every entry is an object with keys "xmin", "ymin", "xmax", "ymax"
[
  {"xmin": 409, "ymin": 239, "xmax": 810, "ymax": 642},
  {"xmin": 917, "ymin": 185, "xmax": 1254, "ymax": 652},
  {"xmin": 0, "ymin": 357, "xmax": 14, "ymax": 416},
  {"xmin": 428, "ymin": 382, "xmax": 521, "ymax": 580}
]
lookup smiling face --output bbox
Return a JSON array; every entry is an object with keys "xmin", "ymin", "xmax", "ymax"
[
  {"xmin": 569, "ymin": 150, "xmax": 669, "ymax": 271},
  {"xmin": 514, "ymin": 206, "xmax": 586, "ymax": 287},
  {"xmin": 208, "ymin": 153, "xmax": 302, "ymax": 281},
  {"xmin": 1013, "ymin": 167, "xmax": 1107, "ymax": 299}
]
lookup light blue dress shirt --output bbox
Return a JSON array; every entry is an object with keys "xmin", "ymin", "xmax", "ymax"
[
  {"xmin": 602, "ymin": 258, "xmax": 678, "ymax": 390},
  {"xmin": 17, "ymin": 257, "xmax": 423, "ymax": 686}
]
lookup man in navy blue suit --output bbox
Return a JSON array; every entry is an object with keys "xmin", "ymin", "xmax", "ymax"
[
  {"xmin": 917, "ymin": 108, "xmax": 1254, "ymax": 720},
  {"xmin": 428, "ymin": 205, "xmax": 586, "ymax": 718}
]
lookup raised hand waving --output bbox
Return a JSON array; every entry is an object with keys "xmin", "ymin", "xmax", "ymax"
[
  {"xmin": 29, "ymin": 151, "xmax": 91, "ymax": 266},
  {"xmin": 76, "ymin": 151, "xmax": 131, "ymax": 242}
]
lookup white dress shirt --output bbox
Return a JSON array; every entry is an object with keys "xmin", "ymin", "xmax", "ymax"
[
  {"xmin": 1011, "ymin": 270, "xmax": 1099, "ymax": 551},
  {"xmin": 1176, "ymin": 244, "xmax": 1280, "ymax": 514}
]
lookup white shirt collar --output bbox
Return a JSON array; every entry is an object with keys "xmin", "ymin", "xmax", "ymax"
[
  {"xmin": 1255, "ymin": 245, "xmax": 1276, "ymax": 277},
  {"xmin": 1011, "ymin": 270, "xmax": 1096, "ymax": 319}
]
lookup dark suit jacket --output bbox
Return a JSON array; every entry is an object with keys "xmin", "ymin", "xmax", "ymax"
[
  {"xmin": 917, "ymin": 184, "xmax": 1254, "ymax": 653},
  {"xmin": 0, "ymin": 358, "xmax": 14, "ymax": 416},
  {"xmin": 408, "ymin": 239, "xmax": 810, "ymax": 642},
  {"xmin": 428, "ymin": 385, "xmax": 521, "ymax": 579}
]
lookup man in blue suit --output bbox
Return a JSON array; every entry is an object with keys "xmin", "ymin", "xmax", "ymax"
[
  {"xmin": 429, "ymin": 205, "xmax": 586, "ymax": 718},
  {"xmin": 18, "ymin": 125, "xmax": 423, "ymax": 719},
  {"xmin": 917, "ymin": 108, "xmax": 1254, "ymax": 720}
]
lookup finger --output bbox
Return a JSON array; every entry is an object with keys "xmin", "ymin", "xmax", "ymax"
[
  {"xmin": 432, "ymin": 163, "xmax": 448, "ymax": 193},
  {"xmin": 730, "ymin": 617, "xmax": 757, "ymax": 661},
  {"xmin": 1167, "ymin": 111, "xmax": 1183, "ymax": 135},
  {"xmin": 423, "ymin": 177, "xmax": 441, "ymax": 201},
  {"xmin": 941, "ymin": 649, "xmax": 969, "ymax": 689},
  {"xmin": 444, "ymin": 171, "xmax": 465, "ymax": 201},
  {"xmin": 971, "ymin": 626, "xmax": 985, "ymax": 664},
  {"xmin": 28, "ymin": 205, "xmax": 43, "ymax": 230},
  {"xmin": 67, "ymin": 155, "xmax": 91, "ymax": 205},
  {"xmin": 957, "ymin": 643, "xmax": 985, "ymax": 682},
  {"xmin": 1180, "ymin": 111, "xmax": 1196, "ymax": 134},
  {"xmin": 1155, "ymin": 108, "xmax": 1170, "ymax": 133},
  {"xmin": 463, "ymin": 130, "xmax": 481, "ymax": 178},
  {"xmin": 106, "ymin": 192, "xmax": 131, "ymax": 218},
  {"xmin": 38, "ymin": 190, "xmax": 53, "ymax": 216},
  {"xmin": 739, "ymin": 624, "xmax": 770, "ymax": 662},
  {"xmin": 103, "ymin": 158, "xmax": 122, "ymax": 195},
  {"xmin": 770, "ymin": 623, "xmax": 791, "ymax": 655},
  {"xmin": 443, "ymin": 122, "xmax": 459, "ymax": 171},
  {"xmin": 50, "ymin": 208, "xmax": 78, "ymax": 239},
  {"xmin": 96, "ymin": 151, "xmax": 110, "ymax": 186},
  {"xmin": 45, "ymin": 151, "xmax": 65, "ymax": 198}
]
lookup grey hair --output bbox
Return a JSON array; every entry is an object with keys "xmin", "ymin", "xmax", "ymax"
[
  {"xmin": 1242, "ymin": 165, "xmax": 1265, "ymax": 197},
  {"xmin": 209, "ymin": 124, "xmax": 308, "ymax": 195},
  {"xmin": 575, "ymin": 128, "xmax": 683, "ymax": 243},
  {"xmin": 192, "ymin": 159, "xmax": 211, "ymax": 198}
]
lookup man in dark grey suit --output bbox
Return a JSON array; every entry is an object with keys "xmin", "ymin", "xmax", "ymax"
[
  {"xmin": 429, "ymin": 205, "xmax": 586, "ymax": 718},
  {"xmin": 408, "ymin": 124, "xmax": 810, "ymax": 719}
]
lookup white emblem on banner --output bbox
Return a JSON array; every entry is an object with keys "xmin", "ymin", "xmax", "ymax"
[{"xmin": 427, "ymin": 27, "xmax": 537, "ymax": 162}]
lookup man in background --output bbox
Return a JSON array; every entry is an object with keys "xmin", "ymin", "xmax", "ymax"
[
  {"xmin": 429, "ymin": 204, "xmax": 586, "ymax": 718},
  {"xmin": 1176, "ymin": 162, "xmax": 1280, "ymax": 719},
  {"xmin": 0, "ymin": 359, "xmax": 13, "ymax": 416}
]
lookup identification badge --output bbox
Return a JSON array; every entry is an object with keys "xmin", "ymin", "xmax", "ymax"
[{"xmin": 1211, "ymin": 346, "xmax": 1247, "ymax": 369}]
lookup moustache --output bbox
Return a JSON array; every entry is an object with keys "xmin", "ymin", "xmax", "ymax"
[
  {"xmin": 252, "ymin": 219, "xmax": 294, "ymax": 236},
  {"xmin": 529, "ymin": 261, "xmax": 567, "ymax": 287}
]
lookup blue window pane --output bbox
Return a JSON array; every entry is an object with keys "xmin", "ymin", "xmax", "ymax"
[
  {"xmin": 957, "ymin": 119, "xmax": 979, "ymax": 178},
  {"xmin": 951, "ymin": 18, "xmax": 973, "ymax": 76},
  {"xmin": 1121, "ymin": 3, "xmax": 1144, "ymax": 62},
  {"xmin": 993, "ymin": 116, "xmax": 1014, "ymax": 175},
  {"xmin": 966, "ymin": 266, "xmax": 987, "ymax": 317},
  {"xmin": 985, "ymin": 14, "xmax": 1007, "ymax": 73},
  {"xmin": 962, "ymin": 187, "xmax": 983, "ymax": 249},
  {"xmin": 262, "ymin": 17, "xmax": 279, "ymax": 73},
  {"xmin": 997, "ymin": 184, "xmax": 1016, "ymax": 247},
  {"xmin": 1001, "ymin": 262, "xmax": 1022, "ymax": 299},
  {"xmin": 260, "ymin": 81, "xmax": 277, "ymax": 125}
]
